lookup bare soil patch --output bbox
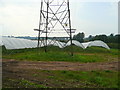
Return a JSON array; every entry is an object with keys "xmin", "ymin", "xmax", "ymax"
[
  {"xmin": 2, "ymin": 59, "xmax": 119, "ymax": 71},
  {"xmin": 2, "ymin": 59, "xmax": 119, "ymax": 88}
]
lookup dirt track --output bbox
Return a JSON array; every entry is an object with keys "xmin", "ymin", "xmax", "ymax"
[
  {"xmin": 2, "ymin": 59, "xmax": 119, "ymax": 88},
  {"xmin": 2, "ymin": 59, "xmax": 119, "ymax": 71}
]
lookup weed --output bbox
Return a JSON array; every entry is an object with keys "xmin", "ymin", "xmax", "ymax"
[{"xmin": 3, "ymin": 70, "xmax": 119, "ymax": 88}]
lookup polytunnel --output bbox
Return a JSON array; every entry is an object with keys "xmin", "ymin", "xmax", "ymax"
[
  {"xmin": 82, "ymin": 40, "xmax": 110, "ymax": 50},
  {"xmin": 1, "ymin": 37, "xmax": 110, "ymax": 50},
  {"xmin": 40, "ymin": 39, "xmax": 66, "ymax": 48},
  {"xmin": 0, "ymin": 36, "xmax": 3, "ymax": 46},
  {"xmin": 1, "ymin": 37, "xmax": 66, "ymax": 49},
  {"xmin": 66, "ymin": 40, "xmax": 85, "ymax": 49},
  {"xmin": 2, "ymin": 37, "xmax": 38, "ymax": 49},
  {"xmin": 82, "ymin": 42, "xmax": 92, "ymax": 49}
]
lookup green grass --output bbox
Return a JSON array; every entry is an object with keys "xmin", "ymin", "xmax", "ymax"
[
  {"xmin": 107, "ymin": 43, "xmax": 119, "ymax": 49},
  {"xmin": 48, "ymin": 70, "xmax": 118, "ymax": 88},
  {"xmin": 3, "ymin": 70, "xmax": 119, "ymax": 88},
  {"xmin": 2, "ymin": 46, "xmax": 118, "ymax": 63},
  {"xmin": 2, "ymin": 46, "xmax": 119, "ymax": 88},
  {"xmin": 0, "ymin": 46, "xmax": 2, "ymax": 59},
  {"xmin": 3, "ymin": 51, "xmax": 104, "ymax": 62},
  {"xmin": 3, "ymin": 79, "xmax": 48, "ymax": 88}
]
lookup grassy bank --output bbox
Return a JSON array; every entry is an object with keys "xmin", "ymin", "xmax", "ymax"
[{"xmin": 2, "ymin": 46, "xmax": 118, "ymax": 63}]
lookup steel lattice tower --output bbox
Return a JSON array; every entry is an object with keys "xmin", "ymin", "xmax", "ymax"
[{"xmin": 34, "ymin": 0, "xmax": 75, "ymax": 55}]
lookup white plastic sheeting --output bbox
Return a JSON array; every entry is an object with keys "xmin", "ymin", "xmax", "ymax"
[
  {"xmin": 66, "ymin": 40, "xmax": 110, "ymax": 50},
  {"xmin": 81, "ymin": 42, "xmax": 91, "ymax": 49},
  {"xmin": 84, "ymin": 40, "xmax": 110, "ymax": 50},
  {"xmin": 2, "ymin": 37, "xmax": 38, "ymax": 49},
  {"xmin": 42, "ymin": 39, "xmax": 66, "ymax": 48},
  {"xmin": 1, "ymin": 37, "xmax": 66, "ymax": 49},
  {"xmin": 66, "ymin": 40, "xmax": 85, "ymax": 49},
  {"xmin": 1, "ymin": 37, "xmax": 110, "ymax": 50},
  {"xmin": 0, "ymin": 36, "xmax": 3, "ymax": 46}
]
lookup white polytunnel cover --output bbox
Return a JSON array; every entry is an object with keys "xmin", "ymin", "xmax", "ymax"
[
  {"xmin": 0, "ymin": 36, "xmax": 3, "ymax": 46},
  {"xmin": 1, "ymin": 37, "xmax": 66, "ymax": 49},
  {"xmin": 2, "ymin": 37, "xmax": 38, "ymax": 49},
  {"xmin": 87, "ymin": 40, "xmax": 110, "ymax": 50},
  {"xmin": 49, "ymin": 40, "xmax": 66, "ymax": 48},
  {"xmin": 82, "ymin": 42, "xmax": 92, "ymax": 49},
  {"xmin": 82, "ymin": 40, "xmax": 110, "ymax": 50},
  {"xmin": 40, "ymin": 39, "xmax": 66, "ymax": 48},
  {"xmin": 1, "ymin": 37, "xmax": 110, "ymax": 50},
  {"xmin": 66, "ymin": 40, "xmax": 85, "ymax": 49}
]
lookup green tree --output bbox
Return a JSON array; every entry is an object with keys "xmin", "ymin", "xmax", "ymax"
[
  {"xmin": 114, "ymin": 34, "xmax": 120, "ymax": 43},
  {"xmin": 107, "ymin": 34, "xmax": 114, "ymax": 43},
  {"xmin": 91, "ymin": 34, "xmax": 108, "ymax": 43},
  {"xmin": 73, "ymin": 32, "xmax": 85, "ymax": 43},
  {"xmin": 88, "ymin": 35, "xmax": 93, "ymax": 41}
]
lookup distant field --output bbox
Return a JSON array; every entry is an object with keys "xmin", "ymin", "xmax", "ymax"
[{"xmin": 2, "ymin": 46, "xmax": 119, "ymax": 63}]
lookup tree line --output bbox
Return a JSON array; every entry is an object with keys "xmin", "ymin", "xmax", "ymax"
[{"xmin": 73, "ymin": 32, "xmax": 120, "ymax": 44}]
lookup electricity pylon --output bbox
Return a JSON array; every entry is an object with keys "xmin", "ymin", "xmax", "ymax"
[{"xmin": 34, "ymin": 0, "xmax": 75, "ymax": 55}]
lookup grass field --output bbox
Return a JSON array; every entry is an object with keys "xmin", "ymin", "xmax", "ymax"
[
  {"xmin": 2, "ymin": 45, "xmax": 118, "ymax": 63},
  {"xmin": 3, "ymin": 70, "xmax": 119, "ymax": 88},
  {"xmin": 2, "ymin": 45, "xmax": 119, "ymax": 88}
]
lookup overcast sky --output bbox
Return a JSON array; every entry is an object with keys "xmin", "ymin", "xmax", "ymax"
[{"xmin": 0, "ymin": 0, "xmax": 119, "ymax": 37}]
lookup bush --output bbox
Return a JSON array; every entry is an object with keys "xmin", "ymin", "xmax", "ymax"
[{"xmin": 107, "ymin": 43, "xmax": 119, "ymax": 49}]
